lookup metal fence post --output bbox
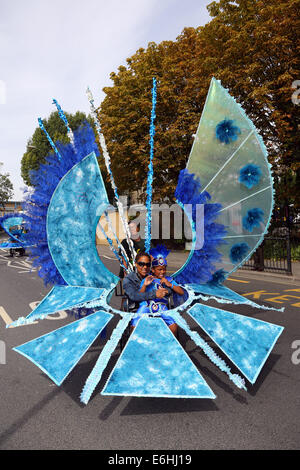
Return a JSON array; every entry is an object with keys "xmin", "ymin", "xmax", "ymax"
[{"xmin": 286, "ymin": 231, "xmax": 292, "ymax": 274}]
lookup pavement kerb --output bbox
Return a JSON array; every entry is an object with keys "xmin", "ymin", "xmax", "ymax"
[
  {"xmin": 230, "ymin": 269, "xmax": 300, "ymax": 286},
  {"xmin": 167, "ymin": 250, "xmax": 300, "ymax": 285}
]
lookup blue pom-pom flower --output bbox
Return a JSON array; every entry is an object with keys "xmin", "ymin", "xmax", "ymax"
[
  {"xmin": 230, "ymin": 242, "xmax": 250, "ymax": 263},
  {"xmin": 239, "ymin": 164, "xmax": 262, "ymax": 189},
  {"xmin": 242, "ymin": 208, "xmax": 264, "ymax": 232},
  {"xmin": 208, "ymin": 269, "xmax": 228, "ymax": 286},
  {"xmin": 216, "ymin": 119, "xmax": 241, "ymax": 144}
]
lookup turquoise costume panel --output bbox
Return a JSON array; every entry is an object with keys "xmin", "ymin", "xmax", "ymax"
[
  {"xmin": 47, "ymin": 152, "xmax": 119, "ymax": 289},
  {"xmin": 14, "ymin": 310, "xmax": 112, "ymax": 385},
  {"xmin": 1, "ymin": 216, "xmax": 23, "ymax": 238},
  {"xmin": 102, "ymin": 317, "xmax": 216, "ymax": 398},
  {"xmin": 8, "ymin": 286, "xmax": 106, "ymax": 327},
  {"xmin": 188, "ymin": 303, "xmax": 283, "ymax": 383},
  {"xmin": 0, "ymin": 214, "xmax": 31, "ymax": 248}
]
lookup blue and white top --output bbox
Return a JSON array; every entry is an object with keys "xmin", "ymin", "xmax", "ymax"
[{"xmin": 136, "ymin": 276, "xmax": 179, "ymax": 315}]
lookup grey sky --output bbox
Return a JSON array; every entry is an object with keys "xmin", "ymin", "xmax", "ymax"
[{"xmin": 0, "ymin": 0, "xmax": 211, "ymax": 200}]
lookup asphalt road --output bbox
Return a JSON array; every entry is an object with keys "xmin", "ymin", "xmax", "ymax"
[{"xmin": 0, "ymin": 247, "xmax": 299, "ymax": 450}]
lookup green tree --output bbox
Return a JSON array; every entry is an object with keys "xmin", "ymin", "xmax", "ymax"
[
  {"xmin": 0, "ymin": 165, "xmax": 14, "ymax": 208},
  {"xmin": 100, "ymin": 33, "xmax": 206, "ymax": 203},
  {"xmin": 202, "ymin": 0, "xmax": 300, "ymax": 208},
  {"xmin": 99, "ymin": 0, "xmax": 300, "ymax": 207},
  {"xmin": 21, "ymin": 111, "xmax": 94, "ymax": 186}
]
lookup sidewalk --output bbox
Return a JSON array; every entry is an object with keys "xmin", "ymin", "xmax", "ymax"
[
  {"xmin": 97, "ymin": 244, "xmax": 300, "ymax": 285},
  {"xmin": 233, "ymin": 262, "xmax": 300, "ymax": 284},
  {"xmin": 166, "ymin": 250, "xmax": 300, "ymax": 285}
]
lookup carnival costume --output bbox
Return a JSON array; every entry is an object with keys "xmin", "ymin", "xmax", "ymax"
[
  {"xmin": 0, "ymin": 213, "xmax": 31, "ymax": 252},
  {"xmin": 131, "ymin": 245, "xmax": 177, "ymax": 327},
  {"xmin": 7, "ymin": 78, "xmax": 284, "ymax": 401}
]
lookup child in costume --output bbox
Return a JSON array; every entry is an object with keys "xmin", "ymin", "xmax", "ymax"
[{"xmin": 131, "ymin": 245, "xmax": 184, "ymax": 335}]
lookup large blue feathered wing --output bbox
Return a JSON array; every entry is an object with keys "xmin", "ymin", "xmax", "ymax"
[{"xmin": 174, "ymin": 77, "xmax": 273, "ymax": 284}]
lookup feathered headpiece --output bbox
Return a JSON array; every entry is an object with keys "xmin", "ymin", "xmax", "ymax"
[{"xmin": 149, "ymin": 244, "xmax": 170, "ymax": 267}]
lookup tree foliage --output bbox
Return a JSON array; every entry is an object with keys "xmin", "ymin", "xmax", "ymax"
[
  {"xmin": 0, "ymin": 166, "xmax": 14, "ymax": 208},
  {"xmin": 100, "ymin": 34, "xmax": 206, "ymax": 203},
  {"xmin": 203, "ymin": 0, "xmax": 300, "ymax": 209},
  {"xmin": 21, "ymin": 111, "xmax": 94, "ymax": 186},
  {"xmin": 99, "ymin": 0, "xmax": 300, "ymax": 206}
]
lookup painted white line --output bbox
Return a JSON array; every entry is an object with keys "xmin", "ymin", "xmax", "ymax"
[
  {"xmin": 0, "ymin": 306, "xmax": 14, "ymax": 326},
  {"xmin": 101, "ymin": 254, "xmax": 118, "ymax": 261},
  {"xmin": 0, "ymin": 306, "xmax": 38, "ymax": 328}
]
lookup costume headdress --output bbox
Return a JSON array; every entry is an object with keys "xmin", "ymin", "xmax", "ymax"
[{"xmin": 150, "ymin": 244, "xmax": 170, "ymax": 267}]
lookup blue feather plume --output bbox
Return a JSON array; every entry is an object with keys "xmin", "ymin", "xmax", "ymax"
[
  {"xmin": 149, "ymin": 244, "xmax": 170, "ymax": 260},
  {"xmin": 242, "ymin": 208, "xmax": 264, "ymax": 232},
  {"xmin": 145, "ymin": 77, "xmax": 157, "ymax": 253},
  {"xmin": 22, "ymin": 121, "xmax": 99, "ymax": 286},
  {"xmin": 174, "ymin": 169, "xmax": 227, "ymax": 285}
]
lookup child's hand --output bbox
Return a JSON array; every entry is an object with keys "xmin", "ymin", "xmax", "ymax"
[
  {"xmin": 160, "ymin": 277, "xmax": 172, "ymax": 288},
  {"xmin": 144, "ymin": 275, "xmax": 154, "ymax": 287},
  {"xmin": 155, "ymin": 288, "xmax": 169, "ymax": 299}
]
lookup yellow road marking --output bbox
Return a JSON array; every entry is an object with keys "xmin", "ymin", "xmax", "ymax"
[
  {"xmin": 264, "ymin": 295, "xmax": 286, "ymax": 303},
  {"xmin": 227, "ymin": 278, "xmax": 249, "ymax": 283},
  {"xmin": 243, "ymin": 290, "xmax": 280, "ymax": 300},
  {"xmin": 265, "ymin": 294, "xmax": 300, "ymax": 304}
]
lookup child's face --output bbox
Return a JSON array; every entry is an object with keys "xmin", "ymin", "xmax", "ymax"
[{"xmin": 152, "ymin": 265, "xmax": 166, "ymax": 279}]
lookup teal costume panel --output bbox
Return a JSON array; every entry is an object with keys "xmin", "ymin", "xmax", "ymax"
[
  {"xmin": 14, "ymin": 310, "xmax": 112, "ymax": 385},
  {"xmin": 187, "ymin": 303, "xmax": 283, "ymax": 383},
  {"xmin": 185, "ymin": 283, "xmax": 282, "ymax": 310},
  {"xmin": 102, "ymin": 317, "xmax": 216, "ymax": 398},
  {"xmin": 25, "ymin": 286, "xmax": 106, "ymax": 320},
  {"xmin": 47, "ymin": 152, "xmax": 118, "ymax": 288},
  {"xmin": 187, "ymin": 283, "xmax": 253, "ymax": 303},
  {"xmin": 184, "ymin": 77, "xmax": 273, "ymax": 277},
  {"xmin": 8, "ymin": 286, "xmax": 106, "ymax": 328}
]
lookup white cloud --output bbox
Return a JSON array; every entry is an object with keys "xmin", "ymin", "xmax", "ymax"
[{"xmin": 0, "ymin": 0, "xmax": 211, "ymax": 200}]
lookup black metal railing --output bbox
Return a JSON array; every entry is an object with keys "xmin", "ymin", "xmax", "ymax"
[{"xmin": 241, "ymin": 234, "xmax": 293, "ymax": 274}]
